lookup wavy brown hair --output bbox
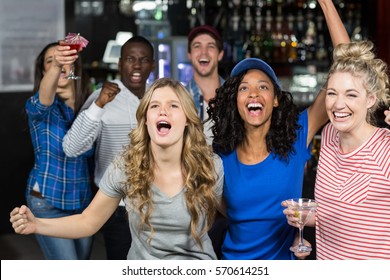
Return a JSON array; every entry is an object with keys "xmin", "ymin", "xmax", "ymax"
[{"xmin": 121, "ymin": 78, "xmax": 218, "ymax": 247}]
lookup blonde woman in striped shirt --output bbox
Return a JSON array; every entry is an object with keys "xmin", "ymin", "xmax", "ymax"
[{"xmin": 284, "ymin": 40, "xmax": 390, "ymax": 259}]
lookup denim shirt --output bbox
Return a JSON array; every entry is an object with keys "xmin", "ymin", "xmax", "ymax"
[{"xmin": 186, "ymin": 76, "xmax": 225, "ymax": 121}]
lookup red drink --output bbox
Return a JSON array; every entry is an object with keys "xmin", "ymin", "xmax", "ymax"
[
  {"xmin": 60, "ymin": 33, "xmax": 88, "ymax": 80},
  {"xmin": 60, "ymin": 42, "xmax": 81, "ymax": 52}
]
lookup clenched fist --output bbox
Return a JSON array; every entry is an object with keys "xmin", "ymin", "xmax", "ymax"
[
  {"xmin": 9, "ymin": 205, "xmax": 36, "ymax": 235},
  {"xmin": 95, "ymin": 81, "xmax": 121, "ymax": 108}
]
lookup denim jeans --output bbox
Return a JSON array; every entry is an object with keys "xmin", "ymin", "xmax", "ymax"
[
  {"xmin": 26, "ymin": 193, "xmax": 93, "ymax": 260},
  {"xmin": 101, "ymin": 206, "xmax": 131, "ymax": 260}
]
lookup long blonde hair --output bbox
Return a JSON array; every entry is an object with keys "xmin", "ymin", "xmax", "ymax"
[
  {"xmin": 121, "ymin": 78, "xmax": 218, "ymax": 247},
  {"xmin": 327, "ymin": 40, "xmax": 390, "ymax": 125}
]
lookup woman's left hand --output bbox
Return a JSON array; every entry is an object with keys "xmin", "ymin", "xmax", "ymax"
[{"xmin": 292, "ymin": 236, "xmax": 312, "ymax": 260}]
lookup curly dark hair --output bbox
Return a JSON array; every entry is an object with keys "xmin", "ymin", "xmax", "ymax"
[{"xmin": 207, "ymin": 71, "xmax": 301, "ymax": 161}]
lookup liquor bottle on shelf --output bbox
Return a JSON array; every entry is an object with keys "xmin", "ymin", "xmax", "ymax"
[
  {"xmin": 253, "ymin": 6, "xmax": 263, "ymax": 58},
  {"xmin": 295, "ymin": 0, "xmax": 306, "ymax": 9},
  {"xmin": 242, "ymin": 6, "xmax": 254, "ymax": 58},
  {"xmin": 295, "ymin": 9, "xmax": 306, "ymax": 62},
  {"xmin": 221, "ymin": 16, "xmax": 233, "ymax": 63},
  {"xmin": 286, "ymin": 14, "xmax": 298, "ymax": 63},
  {"xmin": 261, "ymin": 9, "xmax": 274, "ymax": 62},
  {"xmin": 316, "ymin": 34, "xmax": 327, "ymax": 61},
  {"xmin": 244, "ymin": 6, "xmax": 252, "ymax": 35},
  {"xmin": 243, "ymin": 34, "xmax": 254, "ymax": 58},
  {"xmin": 231, "ymin": 8, "xmax": 240, "ymax": 32},
  {"xmin": 350, "ymin": 4, "xmax": 363, "ymax": 41},
  {"xmin": 233, "ymin": 35, "xmax": 245, "ymax": 62},
  {"xmin": 345, "ymin": 9, "xmax": 354, "ymax": 37},
  {"xmin": 264, "ymin": 0, "xmax": 274, "ymax": 8},
  {"xmin": 302, "ymin": 11, "xmax": 317, "ymax": 62},
  {"xmin": 231, "ymin": 9, "xmax": 244, "ymax": 62},
  {"xmin": 315, "ymin": 13, "xmax": 327, "ymax": 62},
  {"xmin": 272, "ymin": 15, "xmax": 284, "ymax": 63}
]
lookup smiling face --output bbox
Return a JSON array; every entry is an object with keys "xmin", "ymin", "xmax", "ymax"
[
  {"xmin": 119, "ymin": 41, "xmax": 155, "ymax": 99},
  {"xmin": 236, "ymin": 69, "xmax": 279, "ymax": 130},
  {"xmin": 326, "ymin": 71, "xmax": 376, "ymax": 134},
  {"xmin": 188, "ymin": 33, "xmax": 224, "ymax": 78},
  {"xmin": 146, "ymin": 86, "xmax": 187, "ymax": 149}
]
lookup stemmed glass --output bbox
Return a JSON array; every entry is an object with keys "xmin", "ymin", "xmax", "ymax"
[
  {"xmin": 285, "ymin": 198, "xmax": 318, "ymax": 253},
  {"xmin": 59, "ymin": 33, "xmax": 89, "ymax": 80}
]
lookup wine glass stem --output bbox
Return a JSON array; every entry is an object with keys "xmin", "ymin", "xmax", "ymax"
[
  {"xmin": 298, "ymin": 225, "xmax": 304, "ymax": 247},
  {"xmin": 70, "ymin": 64, "xmax": 75, "ymax": 75}
]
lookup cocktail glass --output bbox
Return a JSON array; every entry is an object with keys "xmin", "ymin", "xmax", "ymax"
[
  {"xmin": 60, "ymin": 33, "xmax": 88, "ymax": 80},
  {"xmin": 286, "ymin": 198, "xmax": 318, "ymax": 253}
]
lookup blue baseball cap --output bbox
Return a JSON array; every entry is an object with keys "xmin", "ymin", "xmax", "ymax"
[{"xmin": 230, "ymin": 58, "xmax": 281, "ymax": 90}]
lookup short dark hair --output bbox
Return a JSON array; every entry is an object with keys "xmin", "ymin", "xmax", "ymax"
[
  {"xmin": 187, "ymin": 25, "xmax": 223, "ymax": 52},
  {"xmin": 121, "ymin": 35, "xmax": 154, "ymax": 58}
]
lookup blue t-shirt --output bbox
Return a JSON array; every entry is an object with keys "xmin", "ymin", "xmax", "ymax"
[{"xmin": 221, "ymin": 110, "xmax": 311, "ymax": 260}]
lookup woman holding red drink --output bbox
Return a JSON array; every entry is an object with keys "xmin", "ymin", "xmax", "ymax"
[{"xmin": 23, "ymin": 36, "xmax": 93, "ymax": 259}]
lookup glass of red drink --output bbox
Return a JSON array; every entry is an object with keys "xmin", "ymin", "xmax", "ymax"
[{"xmin": 60, "ymin": 33, "xmax": 88, "ymax": 80}]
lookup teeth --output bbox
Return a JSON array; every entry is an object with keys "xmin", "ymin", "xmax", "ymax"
[
  {"xmin": 334, "ymin": 112, "xmax": 350, "ymax": 118},
  {"xmin": 157, "ymin": 121, "xmax": 171, "ymax": 131},
  {"xmin": 199, "ymin": 59, "xmax": 209, "ymax": 63},
  {"xmin": 247, "ymin": 103, "xmax": 263, "ymax": 109},
  {"xmin": 132, "ymin": 73, "xmax": 141, "ymax": 77}
]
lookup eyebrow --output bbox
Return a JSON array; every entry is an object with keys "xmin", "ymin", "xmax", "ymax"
[
  {"xmin": 150, "ymin": 99, "xmax": 180, "ymax": 104},
  {"xmin": 192, "ymin": 41, "xmax": 217, "ymax": 47},
  {"xmin": 240, "ymin": 80, "xmax": 271, "ymax": 85}
]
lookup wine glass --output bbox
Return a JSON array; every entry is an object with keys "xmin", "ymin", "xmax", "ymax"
[
  {"xmin": 59, "ymin": 40, "xmax": 81, "ymax": 80},
  {"xmin": 60, "ymin": 33, "xmax": 89, "ymax": 80},
  {"xmin": 285, "ymin": 198, "xmax": 318, "ymax": 253}
]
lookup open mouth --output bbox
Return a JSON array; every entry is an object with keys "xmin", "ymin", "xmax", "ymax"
[
  {"xmin": 157, "ymin": 121, "xmax": 171, "ymax": 133},
  {"xmin": 247, "ymin": 103, "xmax": 263, "ymax": 112},
  {"xmin": 333, "ymin": 112, "xmax": 351, "ymax": 119},
  {"xmin": 130, "ymin": 72, "xmax": 142, "ymax": 82},
  {"xmin": 199, "ymin": 58, "xmax": 210, "ymax": 66},
  {"xmin": 60, "ymin": 68, "xmax": 67, "ymax": 78}
]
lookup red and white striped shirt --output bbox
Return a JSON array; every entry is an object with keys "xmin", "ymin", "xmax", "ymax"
[{"xmin": 315, "ymin": 123, "xmax": 390, "ymax": 259}]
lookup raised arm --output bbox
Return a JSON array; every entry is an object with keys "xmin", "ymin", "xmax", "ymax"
[
  {"xmin": 63, "ymin": 81, "xmax": 121, "ymax": 157},
  {"xmin": 318, "ymin": 0, "xmax": 350, "ymax": 46},
  {"xmin": 62, "ymin": 98, "xmax": 102, "ymax": 157},
  {"xmin": 38, "ymin": 45, "xmax": 77, "ymax": 106},
  {"xmin": 306, "ymin": 0, "xmax": 351, "ymax": 146},
  {"xmin": 10, "ymin": 190, "xmax": 120, "ymax": 239}
]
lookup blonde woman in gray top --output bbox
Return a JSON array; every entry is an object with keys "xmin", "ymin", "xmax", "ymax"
[{"xmin": 10, "ymin": 78, "xmax": 224, "ymax": 260}]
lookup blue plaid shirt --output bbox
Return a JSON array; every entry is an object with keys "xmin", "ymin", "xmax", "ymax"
[{"xmin": 26, "ymin": 92, "xmax": 93, "ymax": 210}]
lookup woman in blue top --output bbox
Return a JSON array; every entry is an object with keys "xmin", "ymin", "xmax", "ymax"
[
  {"xmin": 207, "ymin": 0, "xmax": 350, "ymax": 259},
  {"xmin": 25, "ymin": 42, "xmax": 93, "ymax": 259}
]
